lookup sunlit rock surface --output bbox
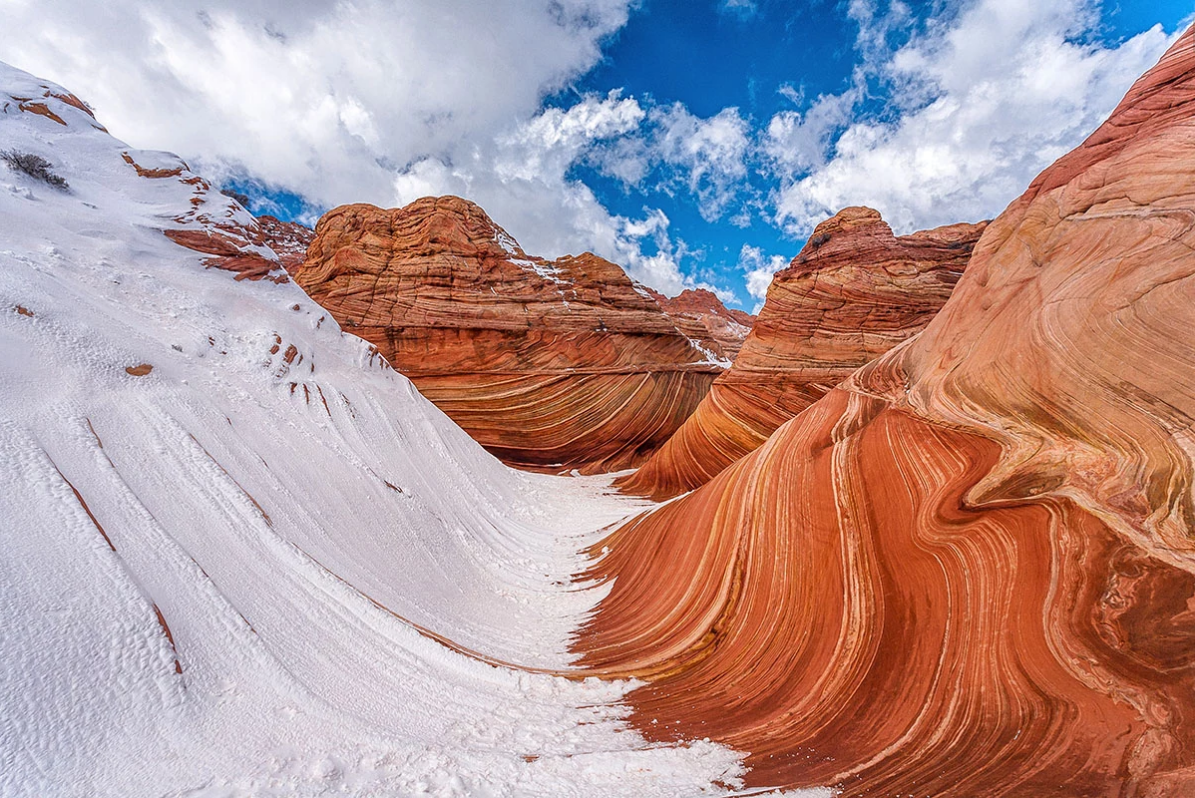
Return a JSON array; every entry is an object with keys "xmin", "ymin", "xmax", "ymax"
[
  {"xmin": 621, "ymin": 208, "xmax": 984, "ymax": 499},
  {"xmin": 294, "ymin": 196, "xmax": 723, "ymax": 473},
  {"xmin": 577, "ymin": 27, "xmax": 1195, "ymax": 796}
]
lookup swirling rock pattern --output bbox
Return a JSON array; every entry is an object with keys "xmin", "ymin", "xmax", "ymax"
[
  {"xmin": 647, "ymin": 288, "xmax": 754, "ymax": 362},
  {"xmin": 577, "ymin": 26, "xmax": 1195, "ymax": 796},
  {"xmin": 294, "ymin": 196, "xmax": 722, "ymax": 473},
  {"xmin": 621, "ymin": 208, "xmax": 984, "ymax": 499}
]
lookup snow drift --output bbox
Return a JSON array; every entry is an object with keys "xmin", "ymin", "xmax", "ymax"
[{"xmin": 0, "ymin": 63, "xmax": 823, "ymax": 798}]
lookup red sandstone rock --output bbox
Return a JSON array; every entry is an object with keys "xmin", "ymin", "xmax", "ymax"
[
  {"xmin": 135, "ymin": 153, "xmax": 314, "ymax": 284},
  {"xmin": 647, "ymin": 288, "xmax": 754, "ymax": 361},
  {"xmin": 257, "ymin": 215, "xmax": 315, "ymax": 275},
  {"xmin": 577, "ymin": 25, "xmax": 1195, "ymax": 796},
  {"xmin": 621, "ymin": 208, "xmax": 984, "ymax": 499},
  {"xmin": 294, "ymin": 196, "xmax": 723, "ymax": 473}
]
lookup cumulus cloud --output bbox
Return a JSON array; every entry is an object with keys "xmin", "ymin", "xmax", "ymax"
[
  {"xmin": 771, "ymin": 0, "xmax": 1178, "ymax": 234},
  {"xmin": 0, "ymin": 0, "xmax": 633, "ymax": 205},
  {"xmin": 0, "ymin": 0, "xmax": 756, "ymax": 297},
  {"xmin": 737, "ymin": 244, "xmax": 789, "ymax": 313},
  {"xmin": 651, "ymin": 104, "xmax": 751, "ymax": 221}
]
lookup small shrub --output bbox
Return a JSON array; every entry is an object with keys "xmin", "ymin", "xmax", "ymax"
[
  {"xmin": 1, "ymin": 150, "xmax": 68, "ymax": 190},
  {"xmin": 221, "ymin": 188, "xmax": 250, "ymax": 207}
]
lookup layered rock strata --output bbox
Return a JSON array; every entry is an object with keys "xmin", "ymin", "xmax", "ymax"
[
  {"xmin": 647, "ymin": 288, "xmax": 754, "ymax": 362},
  {"xmin": 621, "ymin": 208, "xmax": 984, "ymax": 499},
  {"xmin": 294, "ymin": 197, "xmax": 722, "ymax": 472},
  {"xmin": 577, "ymin": 26, "xmax": 1195, "ymax": 796}
]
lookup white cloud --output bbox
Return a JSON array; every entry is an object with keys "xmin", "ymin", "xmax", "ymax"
[
  {"xmin": 763, "ymin": 90, "xmax": 859, "ymax": 174},
  {"xmin": 494, "ymin": 91, "xmax": 646, "ymax": 183},
  {"xmin": 737, "ymin": 244, "xmax": 789, "ymax": 313},
  {"xmin": 771, "ymin": 0, "xmax": 1178, "ymax": 235},
  {"xmin": 718, "ymin": 0, "xmax": 758, "ymax": 20},
  {"xmin": 0, "ymin": 0, "xmax": 635, "ymax": 207},
  {"xmin": 651, "ymin": 104, "xmax": 751, "ymax": 222}
]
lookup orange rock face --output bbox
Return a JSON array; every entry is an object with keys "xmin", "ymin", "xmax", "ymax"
[
  {"xmin": 647, "ymin": 287, "xmax": 754, "ymax": 361},
  {"xmin": 576, "ymin": 26, "xmax": 1195, "ymax": 797},
  {"xmin": 294, "ymin": 196, "xmax": 722, "ymax": 473},
  {"xmin": 621, "ymin": 208, "xmax": 984, "ymax": 499}
]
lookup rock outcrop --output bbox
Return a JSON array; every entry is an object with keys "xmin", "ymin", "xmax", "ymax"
[
  {"xmin": 620, "ymin": 208, "xmax": 984, "ymax": 499},
  {"xmin": 576, "ymin": 26, "xmax": 1195, "ymax": 797},
  {"xmin": 647, "ymin": 288, "xmax": 754, "ymax": 362},
  {"xmin": 294, "ymin": 197, "xmax": 723, "ymax": 473},
  {"xmin": 2, "ymin": 73, "xmax": 312, "ymax": 284},
  {"xmin": 258, "ymin": 214, "xmax": 316, "ymax": 275}
]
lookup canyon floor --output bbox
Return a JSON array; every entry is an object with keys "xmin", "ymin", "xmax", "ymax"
[{"xmin": 0, "ymin": 63, "xmax": 829, "ymax": 798}]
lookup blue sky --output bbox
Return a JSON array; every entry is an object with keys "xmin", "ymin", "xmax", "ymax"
[
  {"xmin": 542, "ymin": 0, "xmax": 1194, "ymax": 307},
  {"xmin": 4, "ymin": 0, "xmax": 1192, "ymax": 309}
]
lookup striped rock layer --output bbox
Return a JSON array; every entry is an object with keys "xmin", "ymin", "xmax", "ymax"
[
  {"xmin": 294, "ymin": 196, "xmax": 723, "ymax": 473},
  {"xmin": 576, "ymin": 25, "xmax": 1195, "ymax": 797},
  {"xmin": 647, "ymin": 287, "xmax": 754, "ymax": 362},
  {"xmin": 620, "ymin": 208, "xmax": 985, "ymax": 499}
]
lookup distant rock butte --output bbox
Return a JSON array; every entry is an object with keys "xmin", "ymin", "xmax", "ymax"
[
  {"xmin": 576, "ymin": 25, "xmax": 1195, "ymax": 796},
  {"xmin": 647, "ymin": 287, "xmax": 754, "ymax": 362},
  {"xmin": 294, "ymin": 196, "xmax": 723, "ymax": 473},
  {"xmin": 621, "ymin": 207, "xmax": 985, "ymax": 499}
]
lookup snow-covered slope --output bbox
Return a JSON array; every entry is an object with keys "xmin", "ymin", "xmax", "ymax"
[{"xmin": 0, "ymin": 64, "xmax": 824, "ymax": 797}]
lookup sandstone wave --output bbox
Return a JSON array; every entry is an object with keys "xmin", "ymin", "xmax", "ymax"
[
  {"xmin": 621, "ymin": 208, "xmax": 984, "ymax": 499},
  {"xmin": 295, "ymin": 196, "xmax": 725, "ymax": 473},
  {"xmin": 577, "ymin": 25, "xmax": 1195, "ymax": 796}
]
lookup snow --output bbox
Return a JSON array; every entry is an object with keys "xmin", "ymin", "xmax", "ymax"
[
  {"xmin": 687, "ymin": 337, "xmax": 734, "ymax": 368},
  {"xmin": 511, "ymin": 256, "xmax": 567, "ymax": 286},
  {"xmin": 0, "ymin": 62, "xmax": 831, "ymax": 798}
]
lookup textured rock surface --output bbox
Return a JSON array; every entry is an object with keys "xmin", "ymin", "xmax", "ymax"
[
  {"xmin": 577, "ymin": 26, "xmax": 1195, "ymax": 796},
  {"xmin": 621, "ymin": 208, "xmax": 984, "ymax": 499},
  {"xmin": 258, "ymin": 214, "xmax": 316, "ymax": 275},
  {"xmin": 294, "ymin": 197, "xmax": 722, "ymax": 473},
  {"xmin": 647, "ymin": 288, "xmax": 754, "ymax": 362}
]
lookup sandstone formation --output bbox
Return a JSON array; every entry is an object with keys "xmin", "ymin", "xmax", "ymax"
[
  {"xmin": 112, "ymin": 149, "xmax": 314, "ymax": 283},
  {"xmin": 257, "ymin": 214, "xmax": 316, "ymax": 275},
  {"xmin": 621, "ymin": 208, "xmax": 984, "ymax": 499},
  {"xmin": 159, "ymin": 168, "xmax": 314, "ymax": 283},
  {"xmin": 576, "ymin": 26, "xmax": 1195, "ymax": 797},
  {"xmin": 294, "ymin": 196, "xmax": 723, "ymax": 473},
  {"xmin": 647, "ymin": 287, "xmax": 754, "ymax": 361}
]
